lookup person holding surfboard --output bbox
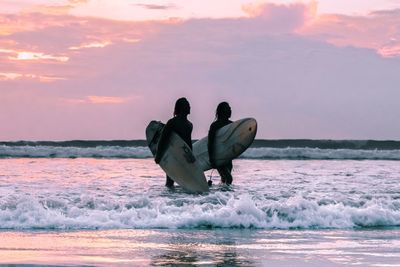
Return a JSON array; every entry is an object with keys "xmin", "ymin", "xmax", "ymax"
[
  {"xmin": 155, "ymin": 97, "xmax": 193, "ymax": 187},
  {"xmin": 208, "ymin": 102, "xmax": 233, "ymax": 185}
]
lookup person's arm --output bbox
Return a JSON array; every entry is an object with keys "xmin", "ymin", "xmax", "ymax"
[
  {"xmin": 208, "ymin": 123, "xmax": 217, "ymax": 168},
  {"xmin": 155, "ymin": 120, "xmax": 173, "ymax": 164},
  {"xmin": 188, "ymin": 121, "xmax": 193, "ymax": 150}
]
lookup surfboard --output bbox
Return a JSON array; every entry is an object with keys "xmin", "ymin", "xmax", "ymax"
[
  {"xmin": 145, "ymin": 121, "xmax": 209, "ymax": 193},
  {"xmin": 192, "ymin": 118, "xmax": 257, "ymax": 171}
]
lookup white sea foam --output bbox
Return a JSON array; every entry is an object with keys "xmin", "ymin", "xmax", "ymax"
[
  {"xmin": 1, "ymin": 192, "xmax": 399, "ymax": 230},
  {"xmin": 242, "ymin": 147, "xmax": 400, "ymax": 160},
  {"xmin": 0, "ymin": 145, "xmax": 152, "ymax": 158},
  {"xmin": 1, "ymin": 158, "xmax": 399, "ymax": 230}
]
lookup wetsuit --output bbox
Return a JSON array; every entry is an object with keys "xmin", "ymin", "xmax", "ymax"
[
  {"xmin": 155, "ymin": 115, "xmax": 193, "ymax": 187},
  {"xmin": 208, "ymin": 118, "xmax": 233, "ymax": 184}
]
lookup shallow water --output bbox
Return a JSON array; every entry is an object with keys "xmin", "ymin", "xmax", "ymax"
[
  {"xmin": 1, "ymin": 159, "xmax": 399, "ymax": 230},
  {"xmin": 1, "ymin": 229, "xmax": 400, "ymax": 266},
  {"xmin": 1, "ymin": 158, "xmax": 400, "ymax": 265}
]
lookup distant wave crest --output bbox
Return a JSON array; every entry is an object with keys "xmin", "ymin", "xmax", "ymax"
[
  {"xmin": 1, "ymin": 145, "xmax": 400, "ymax": 160},
  {"xmin": 0, "ymin": 145, "xmax": 152, "ymax": 158},
  {"xmin": 242, "ymin": 147, "xmax": 400, "ymax": 160}
]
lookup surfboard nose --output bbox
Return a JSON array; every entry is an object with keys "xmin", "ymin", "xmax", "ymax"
[
  {"xmin": 246, "ymin": 118, "xmax": 257, "ymax": 134},
  {"xmin": 226, "ymin": 118, "xmax": 257, "ymax": 157},
  {"xmin": 239, "ymin": 118, "xmax": 257, "ymax": 145},
  {"xmin": 243, "ymin": 118, "xmax": 257, "ymax": 134}
]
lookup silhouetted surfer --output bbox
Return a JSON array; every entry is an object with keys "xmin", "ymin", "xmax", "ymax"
[
  {"xmin": 208, "ymin": 102, "xmax": 233, "ymax": 185},
  {"xmin": 155, "ymin": 97, "xmax": 193, "ymax": 187}
]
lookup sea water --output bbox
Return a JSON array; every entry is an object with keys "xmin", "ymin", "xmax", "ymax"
[{"xmin": 1, "ymin": 143, "xmax": 400, "ymax": 266}]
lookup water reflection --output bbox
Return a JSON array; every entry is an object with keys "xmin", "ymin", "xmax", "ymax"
[
  {"xmin": 150, "ymin": 231, "xmax": 255, "ymax": 267},
  {"xmin": 151, "ymin": 250, "xmax": 255, "ymax": 267},
  {"xmin": 151, "ymin": 250, "xmax": 199, "ymax": 266},
  {"xmin": 1, "ymin": 229, "xmax": 400, "ymax": 266},
  {"xmin": 214, "ymin": 251, "xmax": 255, "ymax": 267}
]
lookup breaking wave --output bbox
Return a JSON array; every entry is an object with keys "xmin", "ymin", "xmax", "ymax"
[{"xmin": 1, "ymin": 193, "xmax": 399, "ymax": 230}]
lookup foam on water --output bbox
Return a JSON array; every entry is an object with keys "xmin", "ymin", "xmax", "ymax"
[
  {"xmin": 242, "ymin": 147, "xmax": 400, "ymax": 160},
  {"xmin": 1, "ymin": 192, "xmax": 400, "ymax": 230},
  {"xmin": 0, "ymin": 145, "xmax": 152, "ymax": 158},
  {"xmin": 0, "ymin": 158, "xmax": 399, "ymax": 230}
]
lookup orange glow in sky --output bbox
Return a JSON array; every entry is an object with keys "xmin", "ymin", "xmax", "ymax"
[
  {"xmin": 87, "ymin": 96, "xmax": 129, "ymax": 104},
  {"xmin": 69, "ymin": 41, "xmax": 112, "ymax": 50},
  {"xmin": 13, "ymin": 51, "xmax": 69, "ymax": 62}
]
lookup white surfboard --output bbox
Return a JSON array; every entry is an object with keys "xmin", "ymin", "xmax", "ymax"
[
  {"xmin": 146, "ymin": 121, "xmax": 209, "ymax": 193},
  {"xmin": 192, "ymin": 118, "xmax": 257, "ymax": 171}
]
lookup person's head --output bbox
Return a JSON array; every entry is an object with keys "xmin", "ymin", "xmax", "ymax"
[
  {"xmin": 216, "ymin": 102, "xmax": 231, "ymax": 120},
  {"xmin": 174, "ymin": 97, "xmax": 190, "ymax": 117}
]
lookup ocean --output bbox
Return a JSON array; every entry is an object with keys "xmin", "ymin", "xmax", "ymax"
[{"xmin": 1, "ymin": 140, "xmax": 400, "ymax": 266}]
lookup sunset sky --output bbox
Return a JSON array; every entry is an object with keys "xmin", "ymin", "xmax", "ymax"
[{"xmin": 1, "ymin": 0, "xmax": 400, "ymax": 140}]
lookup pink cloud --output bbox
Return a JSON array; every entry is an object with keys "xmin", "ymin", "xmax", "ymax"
[
  {"xmin": 63, "ymin": 95, "xmax": 135, "ymax": 105},
  {"xmin": 300, "ymin": 8, "xmax": 400, "ymax": 57},
  {"xmin": 0, "ymin": 12, "xmax": 164, "ymax": 82},
  {"xmin": 0, "ymin": 72, "xmax": 22, "ymax": 80},
  {"xmin": 239, "ymin": 3, "xmax": 400, "ymax": 57},
  {"xmin": 241, "ymin": 2, "xmax": 316, "ymax": 33},
  {"xmin": 87, "ymin": 96, "xmax": 127, "ymax": 104},
  {"xmin": 10, "ymin": 51, "xmax": 69, "ymax": 62},
  {"xmin": 0, "ymin": 72, "xmax": 64, "ymax": 82},
  {"xmin": 69, "ymin": 41, "xmax": 112, "ymax": 50},
  {"xmin": 134, "ymin": 3, "xmax": 178, "ymax": 10}
]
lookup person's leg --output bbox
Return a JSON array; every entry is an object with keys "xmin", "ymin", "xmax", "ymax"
[
  {"xmin": 217, "ymin": 165, "xmax": 232, "ymax": 185},
  {"xmin": 217, "ymin": 167, "xmax": 226, "ymax": 184},
  {"xmin": 224, "ymin": 168, "xmax": 233, "ymax": 185},
  {"xmin": 226, "ymin": 162, "xmax": 233, "ymax": 185},
  {"xmin": 165, "ymin": 175, "xmax": 174, "ymax": 187}
]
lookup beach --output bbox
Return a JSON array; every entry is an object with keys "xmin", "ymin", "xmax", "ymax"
[{"xmin": 2, "ymin": 229, "xmax": 400, "ymax": 266}]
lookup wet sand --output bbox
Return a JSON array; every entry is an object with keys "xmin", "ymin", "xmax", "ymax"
[{"xmin": 1, "ymin": 229, "xmax": 400, "ymax": 266}]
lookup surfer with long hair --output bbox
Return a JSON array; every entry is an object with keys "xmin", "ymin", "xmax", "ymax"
[
  {"xmin": 208, "ymin": 102, "xmax": 233, "ymax": 185},
  {"xmin": 155, "ymin": 97, "xmax": 193, "ymax": 187}
]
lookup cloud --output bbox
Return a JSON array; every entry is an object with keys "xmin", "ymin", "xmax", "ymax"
[
  {"xmin": 63, "ymin": 95, "xmax": 132, "ymax": 105},
  {"xmin": 0, "ymin": 72, "xmax": 65, "ymax": 82},
  {"xmin": 86, "ymin": 95, "xmax": 132, "ymax": 104},
  {"xmin": 1, "ymin": 3, "xmax": 400, "ymax": 140},
  {"xmin": 0, "ymin": 13, "xmax": 85, "ymax": 36},
  {"xmin": 379, "ymin": 44, "xmax": 400, "ymax": 57},
  {"xmin": 68, "ymin": 0, "xmax": 89, "ymax": 4},
  {"xmin": 134, "ymin": 3, "xmax": 177, "ymax": 10},
  {"xmin": 370, "ymin": 9, "xmax": 400, "ymax": 16},
  {"xmin": 0, "ymin": 12, "xmax": 162, "ymax": 81},
  {"xmin": 241, "ymin": 2, "xmax": 316, "ymax": 33},
  {"xmin": 10, "ymin": 51, "xmax": 69, "ymax": 62},
  {"xmin": 300, "ymin": 8, "xmax": 400, "ymax": 57},
  {"xmin": 0, "ymin": 72, "xmax": 22, "ymax": 80},
  {"xmin": 69, "ymin": 41, "xmax": 112, "ymax": 50},
  {"xmin": 0, "ymin": 12, "xmax": 160, "ymax": 51},
  {"xmin": 28, "ymin": 4, "xmax": 73, "ymax": 15},
  {"xmin": 16, "ymin": 0, "xmax": 90, "ymax": 16}
]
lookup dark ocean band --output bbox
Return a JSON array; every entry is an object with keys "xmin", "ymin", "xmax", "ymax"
[{"xmin": 1, "ymin": 139, "xmax": 400, "ymax": 150}]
